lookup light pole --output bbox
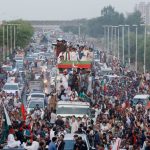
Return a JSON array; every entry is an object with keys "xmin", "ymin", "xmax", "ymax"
[
  {"xmin": 107, "ymin": 25, "xmax": 110, "ymax": 51},
  {"xmin": 113, "ymin": 26, "xmax": 117, "ymax": 57},
  {"xmin": 6, "ymin": 25, "xmax": 9, "ymax": 58},
  {"xmin": 117, "ymin": 26, "xmax": 120, "ymax": 60},
  {"xmin": 133, "ymin": 25, "xmax": 138, "ymax": 72},
  {"xmin": 141, "ymin": 24, "xmax": 147, "ymax": 73},
  {"xmin": 119, "ymin": 25, "xmax": 125, "ymax": 64},
  {"xmin": 14, "ymin": 25, "xmax": 16, "ymax": 50},
  {"xmin": 10, "ymin": 25, "xmax": 13, "ymax": 55},
  {"xmin": 3, "ymin": 24, "xmax": 5, "ymax": 61},
  {"xmin": 111, "ymin": 25, "xmax": 113, "ymax": 52},
  {"xmin": 125, "ymin": 25, "xmax": 130, "ymax": 66},
  {"xmin": 103, "ymin": 25, "xmax": 107, "ymax": 51}
]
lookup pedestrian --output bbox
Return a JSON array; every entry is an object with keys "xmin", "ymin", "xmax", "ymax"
[{"xmin": 48, "ymin": 137, "xmax": 57, "ymax": 150}]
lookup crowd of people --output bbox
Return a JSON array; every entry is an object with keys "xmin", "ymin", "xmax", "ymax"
[
  {"xmin": 0, "ymin": 37, "xmax": 150, "ymax": 150},
  {"xmin": 55, "ymin": 39, "xmax": 93, "ymax": 63},
  {"xmin": 56, "ymin": 68, "xmax": 92, "ymax": 102}
]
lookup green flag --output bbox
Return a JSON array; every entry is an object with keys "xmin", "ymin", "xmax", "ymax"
[{"xmin": 0, "ymin": 104, "xmax": 12, "ymax": 144}]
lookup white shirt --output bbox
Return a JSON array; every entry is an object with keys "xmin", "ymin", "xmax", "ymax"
[
  {"xmin": 71, "ymin": 121, "xmax": 78, "ymax": 133},
  {"xmin": 50, "ymin": 130, "xmax": 55, "ymax": 140},
  {"xmin": 50, "ymin": 112, "xmax": 57, "ymax": 124},
  {"xmin": 61, "ymin": 94, "xmax": 69, "ymax": 101},
  {"xmin": 7, "ymin": 134, "xmax": 21, "ymax": 148},
  {"xmin": 70, "ymin": 51, "xmax": 78, "ymax": 61},
  {"xmin": 23, "ymin": 141, "xmax": 39, "ymax": 150}
]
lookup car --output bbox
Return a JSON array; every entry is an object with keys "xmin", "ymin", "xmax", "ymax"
[
  {"xmin": 132, "ymin": 94, "xmax": 150, "ymax": 106},
  {"xmin": 56, "ymin": 101, "xmax": 95, "ymax": 118},
  {"xmin": 27, "ymin": 100, "xmax": 45, "ymax": 114},
  {"xmin": 16, "ymin": 61, "xmax": 24, "ymax": 73},
  {"xmin": 103, "ymin": 74, "xmax": 120, "ymax": 82},
  {"xmin": 25, "ymin": 56, "xmax": 35, "ymax": 63},
  {"xmin": 3, "ymin": 82, "xmax": 23, "ymax": 98},
  {"xmin": 27, "ymin": 91, "xmax": 45, "ymax": 102},
  {"xmin": 63, "ymin": 134, "xmax": 94, "ymax": 150},
  {"xmin": 2, "ymin": 65, "xmax": 17, "ymax": 75}
]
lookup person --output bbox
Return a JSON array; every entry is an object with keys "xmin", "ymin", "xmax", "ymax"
[
  {"xmin": 74, "ymin": 136, "xmax": 87, "ymax": 150},
  {"xmin": 70, "ymin": 116, "xmax": 78, "ymax": 133},
  {"xmin": 7, "ymin": 133, "xmax": 21, "ymax": 148},
  {"xmin": 70, "ymin": 89, "xmax": 78, "ymax": 101},
  {"xmin": 57, "ymin": 134, "xmax": 65, "ymax": 150},
  {"xmin": 50, "ymin": 110, "xmax": 57, "ymax": 125},
  {"xmin": 61, "ymin": 92, "xmax": 69, "ymax": 101},
  {"xmin": 70, "ymin": 48, "xmax": 79, "ymax": 61},
  {"xmin": 23, "ymin": 136, "xmax": 39, "ymax": 150},
  {"xmin": 55, "ymin": 116, "xmax": 64, "ymax": 127},
  {"xmin": 48, "ymin": 137, "xmax": 57, "ymax": 150}
]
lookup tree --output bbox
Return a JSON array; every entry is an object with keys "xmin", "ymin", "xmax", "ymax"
[{"xmin": 14, "ymin": 20, "xmax": 34, "ymax": 48}]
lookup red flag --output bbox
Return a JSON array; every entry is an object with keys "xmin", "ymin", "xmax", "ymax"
[{"xmin": 21, "ymin": 103, "xmax": 26, "ymax": 121}]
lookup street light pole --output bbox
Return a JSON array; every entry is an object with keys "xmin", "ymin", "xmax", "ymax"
[
  {"xmin": 103, "ymin": 25, "xmax": 107, "ymax": 51},
  {"xmin": 107, "ymin": 26, "xmax": 110, "ymax": 51},
  {"xmin": 111, "ymin": 26, "xmax": 113, "ymax": 52},
  {"xmin": 119, "ymin": 25, "xmax": 125, "ymax": 64},
  {"xmin": 114, "ymin": 26, "xmax": 117, "ymax": 57},
  {"xmin": 3, "ymin": 25, "xmax": 5, "ymax": 61},
  {"xmin": 133, "ymin": 25, "xmax": 138, "ymax": 72},
  {"xmin": 10, "ymin": 25, "xmax": 13, "ymax": 54},
  {"xmin": 6, "ymin": 25, "xmax": 9, "ymax": 58},
  {"xmin": 140, "ymin": 24, "xmax": 147, "ymax": 73},
  {"xmin": 144, "ymin": 25, "xmax": 146, "ymax": 74},
  {"xmin": 117, "ymin": 26, "xmax": 120, "ymax": 60},
  {"xmin": 14, "ymin": 25, "xmax": 16, "ymax": 50},
  {"xmin": 125, "ymin": 25, "xmax": 130, "ymax": 66}
]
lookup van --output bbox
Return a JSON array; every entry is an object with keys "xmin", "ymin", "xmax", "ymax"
[
  {"xmin": 132, "ymin": 94, "xmax": 150, "ymax": 106},
  {"xmin": 56, "ymin": 101, "xmax": 94, "ymax": 118},
  {"xmin": 63, "ymin": 134, "xmax": 95, "ymax": 150}
]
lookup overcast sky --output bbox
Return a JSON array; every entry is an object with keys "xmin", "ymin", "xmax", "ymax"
[{"xmin": 0, "ymin": 0, "xmax": 148, "ymax": 20}]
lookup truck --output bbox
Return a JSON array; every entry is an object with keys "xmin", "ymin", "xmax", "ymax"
[
  {"xmin": 56, "ymin": 101, "xmax": 95, "ymax": 118},
  {"xmin": 29, "ymin": 80, "xmax": 44, "ymax": 92}
]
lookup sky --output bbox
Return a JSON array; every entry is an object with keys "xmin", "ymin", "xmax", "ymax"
[{"xmin": 0, "ymin": 0, "xmax": 149, "ymax": 20}]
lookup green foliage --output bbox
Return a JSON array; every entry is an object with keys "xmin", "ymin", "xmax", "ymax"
[
  {"xmin": 60, "ymin": 5, "xmax": 142, "ymax": 38},
  {"xmin": 0, "ymin": 20, "xmax": 33, "ymax": 48}
]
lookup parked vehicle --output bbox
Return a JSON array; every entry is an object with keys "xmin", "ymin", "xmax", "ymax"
[{"xmin": 132, "ymin": 94, "xmax": 150, "ymax": 106}]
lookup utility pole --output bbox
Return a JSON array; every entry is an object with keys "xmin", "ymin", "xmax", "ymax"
[
  {"xmin": 10, "ymin": 25, "xmax": 13, "ymax": 55},
  {"xmin": 133, "ymin": 25, "xmax": 138, "ymax": 72},
  {"xmin": 144, "ymin": 25, "xmax": 146, "ymax": 74},
  {"xmin": 111, "ymin": 26, "xmax": 113, "ymax": 52},
  {"xmin": 6, "ymin": 25, "xmax": 9, "ymax": 58},
  {"xmin": 3, "ymin": 25, "xmax": 5, "ymax": 61},
  {"xmin": 141, "ymin": 24, "xmax": 147, "ymax": 74},
  {"xmin": 114, "ymin": 26, "xmax": 117, "ymax": 57},
  {"xmin": 14, "ymin": 25, "xmax": 16, "ymax": 50},
  {"xmin": 122, "ymin": 25, "xmax": 125, "ymax": 64},
  {"xmin": 118, "ymin": 26, "xmax": 120, "ymax": 60},
  {"xmin": 107, "ymin": 26, "xmax": 110, "ymax": 51},
  {"xmin": 125, "ymin": 25, "xmax": 130, "ymax": 66}
]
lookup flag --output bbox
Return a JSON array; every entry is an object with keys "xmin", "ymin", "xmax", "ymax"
[
  {"xmin": 21, "ymin": 103, "xmax": 26, "ymax": 121},
  {"xmin": 0, "ymin": 104, "xmax": 11, "ymax": 144},
  {"xmin": 101, "ymin": 80, "xmax": 107, "ymax": 92},
  {"xmin": 139, "ymin": 79, "xmax": 144, "ymax": 89},
  {"xmin": 101, "ymin": 80, "xmax": 104, "ymax": 90},
  {"xmin": 3, "ymin": 104, "xmax": 11, "ymax": 126}
]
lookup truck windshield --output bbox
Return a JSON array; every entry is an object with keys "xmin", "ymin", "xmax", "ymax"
[{"xmin": 56, "ymin": 107, "xmax": 90, "ymax": 115}]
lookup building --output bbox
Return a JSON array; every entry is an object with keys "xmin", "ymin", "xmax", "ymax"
[{"xmin": 135, "ymin": 2, "xmax": 150, "ymax": 25}]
